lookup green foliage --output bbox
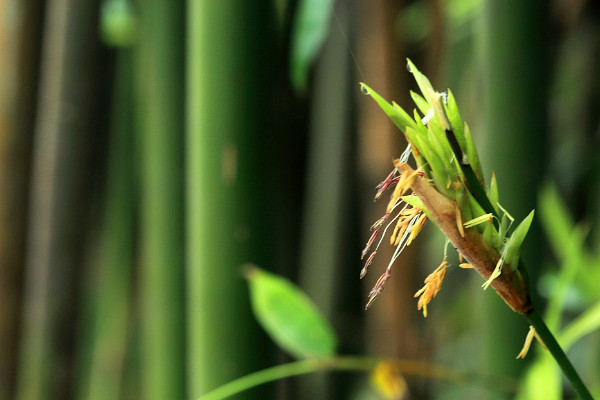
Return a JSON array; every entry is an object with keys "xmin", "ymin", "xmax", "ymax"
[
  {"xmin": 290, "ymin": 0, "xmax": 334, "ymax": 92},
  {"xmin": 246, "ymin": 267, "xmax": 337, "ymax": 359}
]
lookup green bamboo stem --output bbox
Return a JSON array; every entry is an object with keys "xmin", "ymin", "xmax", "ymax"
[
  {"xmin": 196, "ymin": 356, "xmax": 516, "ymax": 400},
  {"xmin": 187, "ymin": 1, "xmax": 275, "ymax": 398},
  {"xmin": 526, "ymin": 309, "xmax": 593, "ymax": 400},
  {"xmin": 136, "ymin": 0, "xmax": 186, "ymax": 399}
]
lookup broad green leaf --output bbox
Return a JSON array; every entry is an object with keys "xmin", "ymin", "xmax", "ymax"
[
  {"xmin": 290, "ymin": 0, "xmax": 333, "ymax": 92},
  {"xmin": 246, "ymin": 266, "xmax": 337, "ymax": 359},
  {"xmin": 361, "ymin": 84, "xmax": 415, "ymax": 132},
  {"xmin": 504, "ymin": 210, "xmax": 535, "ymax": 267}
]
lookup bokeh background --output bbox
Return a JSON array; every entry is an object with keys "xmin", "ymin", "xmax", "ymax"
[{"xmin": 1, "ymin": 0, "xmax": 599, "ymax": 399}]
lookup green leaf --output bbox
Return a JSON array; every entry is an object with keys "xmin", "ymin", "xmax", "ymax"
[
  {"xmin": 487, "ymin": 173, "xmax": 499, "ymax": 214},
  {"xmin": 463, "ymin": 122, "xmax": 483, "ymax": 184},
  {"xmin": 246, "ymin": 267, "xmax": 337, "ymax": 359},
  {"xmin": 401, "ymin": 194, "xmax": 425, "ymax": 210},
  {"xmin": 561, "ymin": 300, "xmax": 600, "ymax": 350},
  {"xmin": 444, "ymin": 89, "xmax": 465, "ymax": 149},
  {"xmin": 406, "ymin": 59, "xmax": 435, "ymax": 103},
  {"xmin": 410, "ymin": 91, "xmax": 430, "ymax": 115},
  {"xmin": 290, "ymin": 0, "xmax": 333, "ymax": 92},
  {"xmin": 360, "ymin": 84, "xmax": 416, "ymax": 132},
  {"xmin": 538, "ymin": 183, "xmax": 576, "ymax": 261},
  {"xmin": 504, "ymin": 210, "xmax": 535, "ymax": 267}
]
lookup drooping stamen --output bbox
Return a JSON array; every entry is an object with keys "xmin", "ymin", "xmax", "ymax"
[
  {"xmin": 361, "ymin": 230, "xmax": 379, "ymax": 259},
  {"xmin": 374, "ymin": 169, "xmax": 398, "ymax": 202},
  {"xmin": 370, "ymin": 212, "xmax": 390, "ymax": 231},
  {"xmin": 360, "ymin": 251, "xmax": 377, "ymax": 279},
  {"xmin": 365, "ymin": 269, "xmax": 392, "ymax": 309}
]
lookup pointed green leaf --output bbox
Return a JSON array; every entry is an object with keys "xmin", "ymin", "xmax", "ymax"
[
  {"xmin": 360, "ymin": 83, "xmax": 415, "ymax": 132},
  {"xmin": 504, "ymin": 210, "xmax": 535, "ymax": 267},
  {"xmin": 444, "ymin": 89, "xmax": 466, "ymax": 151},
  {"xmin": 487, "ymin": 173, "xmax": 499, "ymax": 214},
  {"xmin": 406, "ymin": 59, "xmax": 435, "ymax": 103},
  {"xmin": 410, "ymin": 91, "xmax": 430, "ymax": 115},
  {"xmin": 463, "ymin": 122, "xmax": 484, "ymax": 184},
  {"xmin": 246, "ymin": 267, "xmax": 337, "ymax": 359}
]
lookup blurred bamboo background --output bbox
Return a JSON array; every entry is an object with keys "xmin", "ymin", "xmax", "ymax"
[{"xmin": 0, "ymin": 0, "xmax": 599, "ymax": 399}]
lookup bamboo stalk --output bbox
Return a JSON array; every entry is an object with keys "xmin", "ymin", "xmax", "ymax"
[
  {"xmin": 186, "ymin": 1, "xmax": 276, "ymax": 398},
  {"xmin": 136, "ymin": 1, "xmax": 186, "ymax": 399}
]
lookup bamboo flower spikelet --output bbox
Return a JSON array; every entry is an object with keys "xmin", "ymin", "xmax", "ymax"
[
  {"xmin": 360, "ymin": 60, "xmax": 534, "ymax": 316},
  {"xmin": 359, "ymin": 60, "xmax": 594, "ymax": 400}
]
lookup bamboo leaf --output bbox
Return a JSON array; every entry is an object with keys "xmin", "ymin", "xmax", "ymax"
[
  {"xmin": 443, "ymin": 89, "xmax": 467, "ymax": 154},
  {"xmin": 406, "ymin": 59, "xmax": 435, "ymax": 103},
  {"xmin": 463, "ymin": 122, "xmax": 483, "ymax": 183},
  {"xmin": 360, "ymin": 83, "xmax": 416, "ymax": 132},
  {"xmin": 410, "ymin": 91, "xmax": 430, "ymax": 115},
  {"xmin": 247, "ymin": 267, "xmax": 337, "ymax": 359},
  {"xmin": 488, "ymin": 173, "xmax": 499, "ymax": 214}
]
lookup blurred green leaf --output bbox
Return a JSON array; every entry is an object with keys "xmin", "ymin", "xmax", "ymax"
[
  {"xmin": 100, "ymin": 0, "xmax": 137, "ymax": 47},
  {"xmin": 246, "ymin": 267, "xmax": 337, "ymax": 359},
  {"xmin": 538, "ymin": 183, "xmax": 576, "ymax": 261},
  {"xmin": 290, "ymin": 0, "xmax": 333, "ymax": 92},
  {"xmin": 561, "ymin": 300, "xmax": 600, "ymax": 350}
]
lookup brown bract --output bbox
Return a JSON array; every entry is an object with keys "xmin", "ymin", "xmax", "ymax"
[{"xmin": 396, "ymin": 162, "xmax": 533, "ymax": 314}]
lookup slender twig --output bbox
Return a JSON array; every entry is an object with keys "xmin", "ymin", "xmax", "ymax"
[{"xmin": 196, "ymin": 356, "xmax": 517, "ymax": 400}]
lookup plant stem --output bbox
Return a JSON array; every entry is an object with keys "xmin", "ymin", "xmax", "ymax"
[
  {"xmin": 196, "ymin": 356, "xmax": 516, "ymax": 400},
  {"xmin": 526, "ymin": 309, "xmax": 593, "ymax": 400}
]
